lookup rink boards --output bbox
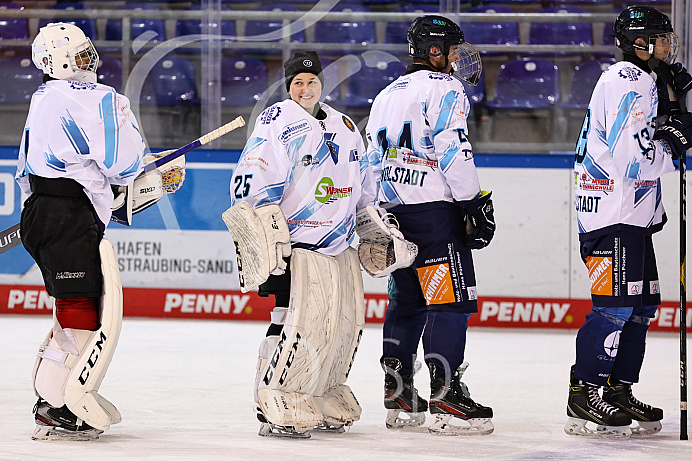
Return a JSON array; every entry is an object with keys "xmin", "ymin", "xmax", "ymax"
[{"xmin": 1, "ymin": 148, "xmax": 691, "ymax": 332}]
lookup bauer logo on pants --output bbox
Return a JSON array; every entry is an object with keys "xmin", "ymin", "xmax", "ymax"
[
  {"xmin": 418, "ymin": 263, "xmax": 456, "ymax": 305},
  {"xmin": 586, "ymin": 256, "xmax": 612, "ymax": 296}
]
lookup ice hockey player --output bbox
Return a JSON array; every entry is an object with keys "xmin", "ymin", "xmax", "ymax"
[
  {"xmin": 223, "ymin": 50, "xmax": 416, "ymax": 438},
  {"xmin": 16, "ymin": 22, "xmax": 169, "ymax": 440},
  {"xmin": 365, "ymin": 15, "xmax": 496, "ymax": 436},
  {"xmin": 567, "ymin": 5, "xmax": 692, "ymax": 438}
]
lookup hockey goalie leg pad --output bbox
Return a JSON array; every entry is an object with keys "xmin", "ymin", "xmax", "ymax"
[
  {"xmin": 256, "ymin": 389, "xmax": 323, "ymax": 432},
  {"xmin": 254, "ymin": 307, "xmax": 286, "ymax": 413},
  {"xmin": 314, "ymin": 384, "xmax": 362, "ymax": 426},
  {"xmin": 63, "ymin": 239, "xmax": 123, "ymax": 431},
  {"xmin": 222, "ymin": 202, "xmax": 291, "ymax": 293}
]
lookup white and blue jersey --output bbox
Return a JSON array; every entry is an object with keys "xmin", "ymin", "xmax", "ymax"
[
  {"xmin": 15, "ymin": 79, "xmax": 146, "ymax": 226},
  {"xmin": 365, "ymin": 67, "xmax": 481, "ymax": 205},
  {"xmin": 575, "ymin": 60, "xmax": 676, "ymax": 239},
  {"xmin": 231, "ymin": 100, "xmax": 377, "ymax": 257}
]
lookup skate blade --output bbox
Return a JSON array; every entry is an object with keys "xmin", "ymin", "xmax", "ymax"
[
  {"xmin": 385, "ymin": 409, "xmax": 426, "ymax": 429},
  {"xmin": 428, "ymin": 414, "xmax": 494, "ymax": 436},
  {"xmin": 32, "ymin": 425, "xmax": 101, "ymax": 441},
  {"xmin": 630, "ymin": 421, "xmax": 662, "ymax": 436},
  {"xmin": 564, "ymin": 418, "xmax": 631, "ymax": 438},
  {"xmin": 313, "ymin": 421, "xmax": 346, "ymax": 433},
  {"xmin": 258, "ymin": 422, "xmax": 311, "ymax": 439}
]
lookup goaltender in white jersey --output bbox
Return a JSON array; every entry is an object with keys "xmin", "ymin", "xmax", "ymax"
[{"xmin": 574, "ymin": 59, "xmax": 675, "ymax": 238}]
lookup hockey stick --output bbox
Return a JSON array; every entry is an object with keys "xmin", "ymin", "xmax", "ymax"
[
  {"xmin": 0, "ymin": 116, "xmax": 246, "ymax": 254},
  {"xmin": 143, "ymin": 116, "xmax": 245, "ymax": 173},
  {"xmin": 650, "ymin": 58, "xmax": 688, "ymax": 441}
]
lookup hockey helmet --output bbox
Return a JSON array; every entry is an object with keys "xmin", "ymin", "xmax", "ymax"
[
  {"xmin": 613, "ymin": 6, "xmax": 678, "ymax": 63},
  {"xmin": 32, "ymin": 22, "xmax": 99, "ymax": 82},
  {"xmin": 407, "ymin": 15, "xmax": 482, "ymax": 85}
]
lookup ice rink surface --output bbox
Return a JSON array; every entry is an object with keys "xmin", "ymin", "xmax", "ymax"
[{"xmin": 2, "ymin": 316, "xmax": 691, "ymax": 461}]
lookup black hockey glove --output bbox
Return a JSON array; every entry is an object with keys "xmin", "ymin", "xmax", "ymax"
[
  {"xmin": 671, "ymin": 63, "xmax": 692, "ymax": 98},
  {"xmin": 653, "ymin": 113, "xmax": 692, "ymax": 160},
  {"xmin": 460, "ymin": 191, "xmax": 495, "ymax": 250}
]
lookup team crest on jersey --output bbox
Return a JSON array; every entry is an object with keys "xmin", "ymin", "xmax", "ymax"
[
  {"xmin": 301, "ymin": 154, "xmax": 316, "ymax": 166},
  {"xmin": 618, "ymin": 67, "xmax": 642, "ymax": 82},
  {"xmin": 314, "ymin": 177, "xmax": 353, "ymax": 204},
  {"xmin": 278, "ymin": 119, "xmax": 311, "ymax": 144},
  {"xmin": 342, "ymin": 115, "xmax": 355, "ymax": 132},
  {"xmin": 260, "ymin": 106, "xmax": 281, "ymax": 124},
  {"xmin": 70, "ymin": 81, "xmax": 97, "ymax": 90}
]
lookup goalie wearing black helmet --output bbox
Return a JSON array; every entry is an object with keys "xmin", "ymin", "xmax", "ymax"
[
  {"xmin": 566, "ymin": 5, "xmax": 691, "ymax": 438},
  {"xmin": 365, "ymin": 15, "xmax": 494, "ymax": 436}
]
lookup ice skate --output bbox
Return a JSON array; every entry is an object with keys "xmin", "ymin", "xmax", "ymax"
[
  {"xmin": 313, "ymin": 421, "xmax": 346, "ymax": 433},
  {"xmin": 255, "ymin": 409, "xmax": 311, "ymax": 439},
  {"xmin": 564, "ymin": 367, "xmax": 632, "ymax": 438},
  {"xmin": 427, "ymin": 362, "xmax": 494, "ymax": 436},
  {"xmin": 603, "ymin": 380, "xmax": 662, "ymax": 436},
  {"xmin": 32, "ymin": 399, "xmax": 102, "ymax": 441},
  {"xmin": 382, "ymin": 357, "xmax": 428, "ymax": 429}
]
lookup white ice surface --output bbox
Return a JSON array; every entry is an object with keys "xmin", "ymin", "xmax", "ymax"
[{"xmin": 1, "ymin": 316, "xmax": 691, "ymax": 460}]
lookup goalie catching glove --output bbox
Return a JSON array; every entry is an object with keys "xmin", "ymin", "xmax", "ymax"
[
  {"xmin": 460, "ymin": 190, "xmax": 495, "ymax": 250},
  {"xmin": 355, "ymin": 206, "xmax": 418, "ymax": 278},
  {"xmin": 111, "ymin": 150, "xmax": 186, "ymax": 225}
]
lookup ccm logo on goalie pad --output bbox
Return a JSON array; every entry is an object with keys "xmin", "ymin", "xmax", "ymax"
[
  {"xmin": 77, "ymin": 331, "xmax": 107, "ymax": 385},
  {"xmin": 263, "ymin": 331, "xmax": 301, "ymax": 386}
]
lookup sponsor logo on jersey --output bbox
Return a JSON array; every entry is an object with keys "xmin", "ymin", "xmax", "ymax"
[
  {"xmin": 55, "ymin": 271, "xmax": 86, "ymax": 280},
  {"xmin": 428, "ymin": 73, "xmax": 454, "ymax": 81},
  {"xmin": 301, "ymin": 154, "xmax": 315, "ymax": 166},
  {"xmin": 628, "ymin": 281, "xmax": 643, "ymax": 295},
  {"xmin": 260, "ymin": 106, "xmax": 281, "ymax": 124},
  {"xmin": 578, "ymin": 173, "xmax": 614, "ymax": 191},
  {"xmin": 418, "ymin": 263, "xmax": 456, "ymax": 305},
  {"xmin": 381, "ymin": 165, "xmax": 429, "ymax": 187},
  {"xmin": 393, "ymin": 149, "xmax": 439, "ymax": 169},
  {"xmin": 602, "ymin": 331, "xmax": 620, "ymax": 358},
  {"xmin": 342, "ymin": 115, "xmax": 355, "ymax": 132},
  {"xmin": 69, "ymin": 81, "xmax": 97, "ymax": 90},
  {"xmin": 387, "ymin": 79, "xmax": 410, "ymax": 94},
  {"xmin": 349, "ymin": 149, "xmax": 359, "ymax": 162},
  {"xmin": 618, "ymin": 67, "xmax": 642, "ymax": 82},
  {"xmin": 586, "ymin": 256, "xmax": 612, "ymax": 296},
  {"xmin": 650, "ymin": 280, "xmax": 660, "ymax": 295},
  {"xmin": 286, "ymin": 218, "xmax": 334, "ymax": 228},
  {"xmin": 314, "ymin": 177, "xmax": 353, "ymax": 204},
  {"xmin": 278, "ymin": 119, "xmax": 311, "ymax": 143},
  {"xmin": 576, "ymin": 194, "xmax": 602, "ymax": 213}
]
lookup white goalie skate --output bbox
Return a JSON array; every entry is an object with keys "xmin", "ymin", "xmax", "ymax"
[
  {"xmin": 428, "ymin": 414, "xmax": 494, "ymax": 436},
  {"xmin": 258, "ymin": 422, "xmax": 311, "ymax": 439}
]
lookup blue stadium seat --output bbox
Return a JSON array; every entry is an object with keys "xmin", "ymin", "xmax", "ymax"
[
  {"xmin": 220, "ymin": 57, "xmax": 268, "ymax": 106},
  {"xmin": 384, "ymin": 5, "xmax": 438, "ymax": 45},
  {"xmin": 313, "ymin": 3, "xmax": 376, "ymax": 45},
  {"xmin": 174, "ymin": 5, "xmax": 235, "ymax": 46},
  {"xmin": 0, "ymin": 55, "xmax": 43, "ymax": 103},
  {"xmin": 486, "ymin": 59, "xmax": 560, "ymax": 110},
  {"xmin": 97, "ymin": 56, "xmax": 122, "ymax": 92},
  {"xmin": 459, "ymin": 5, "xmax": 519, "ymax": 51},
  {"xmin": 38, "ymin": 4, "xmax": 97, "ymax": 41},
  {"xmin": 529, "ymin": 6, "xmax": 592, "ymax": 51},
  {"xmin": 0, "ymin": 2, "xmax": 28, "ymax": 43},
  {"xmin": 561, "ymin": 58, "xmax": 614, "ymax": 110},
  {"xmin": 141, "ymin": 56, "xmax": 197, "ymax": 106},
  {"xmin": 106, "ymin": 5, "xmax": 166, "ymax": 43},
  {"xmin": 245, "ymin": 4, "xmax": 305, "ymax": 44},
  {"xmin": 343, "ymin": 58, "xmax": 407, "ymax": 108}
]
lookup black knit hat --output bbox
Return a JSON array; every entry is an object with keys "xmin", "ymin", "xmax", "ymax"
[{"xmin": 284, "ymin": 50, "xmax": 324, "ymax": 91}]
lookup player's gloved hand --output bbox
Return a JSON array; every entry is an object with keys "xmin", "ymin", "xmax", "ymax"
[
  {"xmin": 657, "ymin": 80, "xmax": 681, "ymax": 116},
  {"xmin": 653, "ymin": 113, "xmax": 692, "ymax": 160},
  {"xmin": 671, "ymin": 63, "xmax": 692, "ymax": 97},
  {"xmin": 460, "ymin": 191, "xmax": 495, "ymax": 250}
]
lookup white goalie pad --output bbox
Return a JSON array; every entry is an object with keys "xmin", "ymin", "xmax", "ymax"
[
  {"xmin": 255, "ymin": 248, "xmax": 364, "ymax": 427},
  {"xmin": 356, "ymin": 206, "xmax": 418, "ymax": 278},
  {"xmin": 32, "ymin": 239, "xmax": 123, "ymax": 431},
  {"xmin": 222, "ymin": 202, "xmax": 291, "ymax": 293}
]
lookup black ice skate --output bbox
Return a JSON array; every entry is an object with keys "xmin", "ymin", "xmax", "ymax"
[
  {"xmin": 564, "ymin": 366, "xmax": 632, "ymax": 438},
  {"xmin": 427, "ymin": 362, "xmax": 494, "ymax": 436},
  {"xmin": 32, "ymin": 398, "xmax": 102, "ymax": 441},
  {"xmin": 256, "ymin": 409, "xmax": 310, "ymax": 439},
  {"xmin": 382, "ymin": 357, "xmax": 428, "ymax": 429},
  {"xmin": 603, "ymin": 379, "xmax": 663, "ymax": 436}
]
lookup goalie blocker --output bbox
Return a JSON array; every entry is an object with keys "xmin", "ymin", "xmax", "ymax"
[{"xmin": 32, "ymin": 239, "xmax": 123, "ymax": 440}]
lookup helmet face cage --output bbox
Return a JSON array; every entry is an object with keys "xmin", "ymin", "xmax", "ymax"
[
  {"xmin": 451, "ymin": 42, "xmax": 482, "ymax": 86},
  {"xmin": 32, "ymin": 23, "xmax": 99, "ymax": 80}
]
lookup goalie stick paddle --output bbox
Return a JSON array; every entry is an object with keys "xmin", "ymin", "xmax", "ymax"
[
  {"xmin": 650, "ymin": 58, "xmax": 688, "ymax": 441},
  {"xmin": 0, "ymin": 222, "xmax": 21, "ymax": 255},
  {"xmin": 0, "ymin": 116, "xmax": 246, "ymax": 255},
  {"xmin": 143, "ymin": 116, "xmax": 245, "ymax": 173}
]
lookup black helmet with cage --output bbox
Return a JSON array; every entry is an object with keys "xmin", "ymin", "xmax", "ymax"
[
  {"xmin": 613, "ymin": 5, "xmax": 678, "ymax": 63},
  {"xmin": 407, "ymin": 15, "xmax": 482, "ymax": 85}
]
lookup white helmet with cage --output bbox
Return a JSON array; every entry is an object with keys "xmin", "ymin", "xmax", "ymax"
[{"xmin": 32, "ymin": 22, "xmax": 99, "ymax": 83}]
